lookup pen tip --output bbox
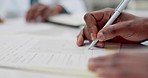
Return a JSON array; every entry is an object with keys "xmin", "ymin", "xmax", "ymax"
[{"xmin": 88, "ymin": 47, "xmax": 93, "ymax": 50}]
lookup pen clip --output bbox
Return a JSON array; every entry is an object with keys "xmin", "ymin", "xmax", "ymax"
[{"xmin": 115, "ymin": 0, "xmax": 124, "ymax": 11}]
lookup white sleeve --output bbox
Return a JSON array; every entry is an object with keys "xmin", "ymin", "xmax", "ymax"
[{"xmin": 58, "ymin": 0, "xmax": 87, "ymax": 14}]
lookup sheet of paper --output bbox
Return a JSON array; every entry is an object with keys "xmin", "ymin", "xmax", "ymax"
[{"xmin": 0, "ymin": 35, "xmax": 120, "ymax": 78}]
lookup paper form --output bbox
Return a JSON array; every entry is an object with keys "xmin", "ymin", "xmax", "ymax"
[{"xmin": 0, "ymin": 35, "xmax": 120, "ymax": 78}]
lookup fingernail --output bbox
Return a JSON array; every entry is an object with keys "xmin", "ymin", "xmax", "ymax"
[
  {"xmin": 91, "ymin": 33, "xmax": 96, "ymax": 40},
  {"xmin": 97, "ymin": 32, "xmax": 105, "ymax": 41}
]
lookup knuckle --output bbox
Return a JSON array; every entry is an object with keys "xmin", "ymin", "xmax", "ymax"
[
  {"xmin": 84, "ymin": 13, "xmax": 91, "ymax": 21},
  {"xmin": 102, "ymin": 26, "xmax": 116, "ymax": 35},
  {"xmin": 109, "ymin": 26, "xmax": 117, "ymax": 34},
  {"xmin": 127, "ymin": 22, "xmax": 135, "ymax": 31}
]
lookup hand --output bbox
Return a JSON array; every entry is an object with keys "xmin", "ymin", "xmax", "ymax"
[
  {"xmin": 0, "ymin": 18, "xmax": 3, "ymax": 23},
  {"xmin": 77, "ymin": 8, "xmax": 148, "ymax": 47},
  {"xmin": 88, "ymin": 52, "xmax": 148, "ymax": 78},
  {"xmin": 26, "ymin": 3, "xmax": 65, "ymax": 22}
]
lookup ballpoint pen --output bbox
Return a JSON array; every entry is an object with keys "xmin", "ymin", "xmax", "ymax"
[{"xmin": 88, "ymin": 0, "xmax": 131, "ymax": 49}]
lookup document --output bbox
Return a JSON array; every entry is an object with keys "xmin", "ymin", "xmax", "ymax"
[{"xmin": 0, "ymin": 35, "xmax": 120, "ymax": 78}]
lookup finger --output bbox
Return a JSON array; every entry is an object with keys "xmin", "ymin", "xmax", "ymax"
[
  {"xmin": 97, "ymin": 21, "xmax": 135, "ymax": 42},
  {"xmin": 96, "ymin": 68, "xmax": 130, "ymax": 78},
  {"xmin": 84, "ymin": 8, "xmax": 115, "ymax": 41},
  {"xmin": 88, "ymin": 56, "xmax": 106, "ymax": 71},
  {"xmin": 42, "ymin": 7, "xmax": 51, "ymax": 21},
  {"xmin": 92, "ymin": 9, "xmax": 114, "ymax": 28},
  {"xmin": 91, "ymin": 52, "xmax": 146, "ymax": 70},
  {"xmin": 0, "ymin": 18, "xmax": 4, "ymax": 23},
  {"xmin": 88, "ymin": 8, "xmax": 114, "ymax": 29},
  {"xmin": 77, "ymin": 29, "xmax": 85, "ymax": 46},
  {"xmin": 97, "ymin": 67, "xmax": 144, "ymax": 78},
  {"xmin": 88, "ymin": 53, "xmax": 123, "ymax": 71},
  {"xmin": 84, "ymin": 13, "xmax": 98, "ymax": 40},
  {"xmin": 80, "ymin": 26, "xmax": 93, "ymax": 43},
  {"xmin": 26, "ymin": 3, "xmax": 41, "ymax": 22},
  {"xmin": 88, "ymin": 56, "xmax": 110, "ymax": 71},
  {"xmin": 34, "ymin": 5, "xmax": 47, "ymax": 22}
]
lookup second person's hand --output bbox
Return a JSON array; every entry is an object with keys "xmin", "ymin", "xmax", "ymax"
[
  {"xmin": 0, "ymin": 18, "xmax": 4, "ymax": 23},
  {"xmin": 88, "ymin": 52, "xmax": 148, "ymax": 78},
  {"xmin": 26, "ymin": 3, "xmax": 65, "ymax": 22},
  {"xmin": 77, "ymin": 8, "xmax": 148, "ymax": 47}
]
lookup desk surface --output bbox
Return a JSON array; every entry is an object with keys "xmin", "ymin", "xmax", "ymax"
[{"xmin": 0, "ymin": 11, "xmax": 148, "ymax": 78}]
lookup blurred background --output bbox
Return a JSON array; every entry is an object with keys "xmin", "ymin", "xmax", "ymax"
[
  {"xmin": 0, "ymin": 0, "xmax": 148, "ymax": 19},
  {"xmin": 84, "ymin": 0, "xmax": 148, "ymax": 11}
]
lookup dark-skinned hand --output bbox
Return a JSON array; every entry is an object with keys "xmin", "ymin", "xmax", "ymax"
[
  {"xmin": 26, "ymin": 3, "xmax": 65, "ymax": 22},
  {"xmin": 77, "ymin": 8, "xmax": 148, "ymax": 47},
  {"xmin": 88, "ymin": 52, "xmax": 148, "ymax": 78}
]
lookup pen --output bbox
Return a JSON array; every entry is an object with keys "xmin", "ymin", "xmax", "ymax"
[{"xmin": 88, "ymin": 0, "xmax": 131, "ymax": 50}]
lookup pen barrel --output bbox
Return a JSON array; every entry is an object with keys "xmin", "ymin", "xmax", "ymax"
[
  {"xmin": 104, "ymin": 11, "xmax": 120, "ymax": 28},
  {"xmin": 103, "ymin": 0, "xmax": 131, "ymax": 28},
  {"xmin": 117, "ymin": 0, "xmax": 130, "ymax": 12}
]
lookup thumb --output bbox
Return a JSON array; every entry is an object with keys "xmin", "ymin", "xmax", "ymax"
[{"xmin": 97, "ymin": 21, "xmax": 135, "ymax": 41}]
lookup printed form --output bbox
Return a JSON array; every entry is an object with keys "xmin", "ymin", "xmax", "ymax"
[{"xmin": 0, "ymin": 35, "xmax": 120, "ymax": 77}]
